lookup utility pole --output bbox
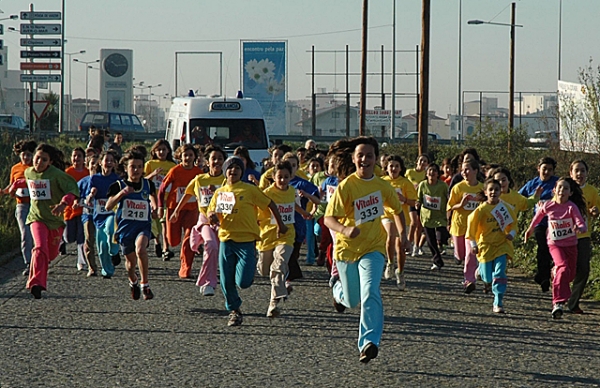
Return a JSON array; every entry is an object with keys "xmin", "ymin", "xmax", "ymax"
[
  {"xmin": 418, "ymin": 0, "xmax": 431, "ymax": 154},
  {"xmin": 508, "ymin": 2, "xmax": 516, "ymax": 154},
  {"xmin": 359, "ymin": 0, "xmax": 368, "ymax": 136}
]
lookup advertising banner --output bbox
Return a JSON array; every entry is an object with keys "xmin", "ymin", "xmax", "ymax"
[{"xmin": 242, "ymin": 41, "xmax": 287, "ymax": 135}]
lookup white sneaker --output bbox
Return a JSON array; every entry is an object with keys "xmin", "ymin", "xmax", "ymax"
[
  {"xmin": 552, "ymin": 303, "xmax": 564, "ymax": 319},
  {"xmin": 384, "ymin": 263, "xmax": 394, "ymax": 280},
  {"xmin": 493, "ymin": 305, "xmax": 505, "ymax": 314},
  {"xmin": 266, "ymin": 301, "xmax": 280, "ymax": 318},
  {"xmin": 417, "ymin": 248, "xmax": 424, "ymax": 256},
  {"xmin": 395, "ymin": 270, "xmax": 406, "ymax": 291},
  {"xmin": 430, "ymin": 264, "xmax": 441, "ymax": 271},
  {"xmin": 200, "ymin": 285, "xmax": 215, "ymax": 296},
  {"xmin": 411, "ymin": 246, "xmax": 418, "ymax": 257},
  {"xmin": 77, "ymin": 263, "xmax": 88, "ymax": 271}
]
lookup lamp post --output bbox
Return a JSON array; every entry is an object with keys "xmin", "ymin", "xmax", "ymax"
[
  {"xmin": 73, "ymin": 58, "xmax": 99, "ymax": 112},
  {"xmin": 468, "ymin": 2, "xmax": 522, "ymax": 153},
  {"xmin": 0, "ymin": 15, "xmax": 18, "ymax": 21},
  {"xmin": 64, "ymin": 50, "xmax": 86, "ymax": 130}
]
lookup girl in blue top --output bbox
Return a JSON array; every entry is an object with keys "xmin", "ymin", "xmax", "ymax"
[{"xmin": 519, "ymin": 157, "xmax": 559, "ymax": 292}]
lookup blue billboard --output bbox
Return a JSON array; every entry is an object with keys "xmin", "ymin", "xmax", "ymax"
[{"xmin": 242, "ymin": 41, "xmax": 287, "ymax": 135}]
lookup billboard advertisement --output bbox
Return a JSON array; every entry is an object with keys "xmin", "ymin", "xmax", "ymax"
[{"xmin": 242, "ymin": 41, "xmax": 287, "ymax": 135}]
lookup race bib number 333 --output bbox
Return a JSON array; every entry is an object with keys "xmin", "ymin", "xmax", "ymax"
[{"xmin": 354, "ymin": 191, "xmax": 383, "ymax": 226}]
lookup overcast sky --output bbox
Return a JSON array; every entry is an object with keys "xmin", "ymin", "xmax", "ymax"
[{"xmin": 2, "ymin": 0, "xmax": 599, "ymax": 116}]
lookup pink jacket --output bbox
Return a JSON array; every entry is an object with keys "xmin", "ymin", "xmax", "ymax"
[{"xmin": 529, "ymin": 200, "xmax": 587, "ymax": 247}]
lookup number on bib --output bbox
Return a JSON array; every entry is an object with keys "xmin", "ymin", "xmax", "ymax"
[
  {"xmin": 549, "ymin": 218, "xmax": 575, "ymax": 241},
  {"xmin": 122, "ymin": 199, "xmax": 149, "ymax": 221},
  {"xmin": 423, "ymin": 194, "xmax": 441, "ymax": 210},
  {"xmin": 353, "ymin": 191, "xmax": 383, "ymax": 226},
  {"xmin": 272, "ymin": 203, "xmax": 295, "ymax": 225},
  {"xmin": 27, "ymin": 179, "xmax": 51, "ymax": 200},
  {"xmin": 215, "ymin": 192, "xmax": 236, "ymax": 214}
]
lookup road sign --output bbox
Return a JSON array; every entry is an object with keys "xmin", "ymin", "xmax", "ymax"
[
  {"xmin": 20, "ymin": 24, "xmax": 62, "ymax": 35},
  {"xmin": 20, "ymin": 11, "xmax": 62, "ymax": 20},
  {"xmin": 20, "ymin": 63, "xmax": 61, "ymax": 70},
  {"xmin": 0, "ymin": 25, "xmax": 3, "ymax": 35},
  {"xmin": 20, "ymin": 50, "xmax": 61, "ymax": 59},
  {"xmin": 28, "ymin": 100, "xmax": 51, "ymax": 120},
  {"xmin": 0, "ymin": 40, "xmax": 3, "ymax": 50},
  {"xmin": 0, "ymin": 54, "xmax": 3, "ymax": 66},
  {"xmin": 20, "ymin": 74, "xmax": 62, "ymax": 83},
  {"xmin": 20, "ymin": 38, "xmax": 62, "ymax": 47}
]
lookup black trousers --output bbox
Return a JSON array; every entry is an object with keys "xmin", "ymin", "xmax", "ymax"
[
  {"xmin": 568, "ymin": 237, "xmax": 591, "ymax": 310},
  {"xmin": 534, "ymin": 225, "xmax": 552, "ymax": 285},
  {"xmin": 425, "ymin": 226, "xmax": 446, "ymax": 267}
]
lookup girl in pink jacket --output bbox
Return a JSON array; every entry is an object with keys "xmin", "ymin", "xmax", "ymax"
[{"xmin": 525, "ymin": 177, "xmax": 587, "ymax": 319}]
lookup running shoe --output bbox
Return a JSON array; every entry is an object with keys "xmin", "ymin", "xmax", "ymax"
[
  {"xmin": 130, "ymin": 282, "xmax": 141, "ymax": 300},
  {"xmin": 328, "ymin": 275, "xmax": 339, "ymax": 288},
  {"xmin": 540, "ymin": 279, "xmax": 550, "ymax": 293},
  {"xmin": 266, "ymin": 301, "xmax": 280, "ymax": 318},
  {"xmin": 111, "ymin": 253, "xmax": 121, "ymax": 266},
  {"xmin": 493, "ymin": 305, "xmax": 505, "ymax": 314},
  {"xmin": 483, "ymin": 282, "xmax": 492, "ymax": 294},
  {"xmin": 396, "ymin": 270, "xmax": 406, "ymax": 291},
  {"xmin": 227, "ymin": 310, "xmax": 243, "ymax": 326},
  {"xmin": 22, "ymin": 264, "xmax": 30, "ymax": 277},
  {"xmin": 200, "ymin": 285, "xmax": 215, "ymax": 296},
  {"xmin": 162, "ymin": 249, "xmax": 174, "ymax": 261},
  {"xmin": 464, "ymin": 282, "xmax": 476, "ymax": 294},
  {"xmin": 285, "ymin": 281, "xmax": 293, "ymax": 295},
  {"xmin": 333, "ymin": 297, "xmax": 346, "ymax": 313},
  {"xmin": 359, "ymin": 343, "xmax": 379, "ymax": 364},
  {"xmin": 384, "ymin": 263, "xmax": 394, "ymax": 280},
  {"xmin": 154, "ymin": 243, "xmax": 162, "ymax": 258},
  {"xmin": 30, "ymin": 285, "xmax": 43, "ymax": 299},
  {"xmin": 552, "ymin": 303, "xmax": 564, "ymax": 319},
  {"xmin": 142, "ymin": 286, "xmax": 154, "ymax": 300},
  {"xmin": 430, "ymin": 264, "xmax": 441, "ymax": 271},
  {"xmin": 417, "ymin": 247, "xmax": 424, "ymax": 256}
]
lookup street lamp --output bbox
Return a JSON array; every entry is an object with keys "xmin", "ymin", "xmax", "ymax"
[
  {"xmin": 468, "ymin": 2, "xmax": 523, "ymax": 153},
  {"xmin": 64, "ymin": 50, "xmax": 86, "ymax": 130},
  {"xmin": 73, "ymin": 58, "xmax": 99, "ymax": 113}
]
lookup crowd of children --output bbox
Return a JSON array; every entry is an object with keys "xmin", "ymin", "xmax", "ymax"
[{"xmin": 2, "ymin": 135, "xmax": 599, "ymax": 364}]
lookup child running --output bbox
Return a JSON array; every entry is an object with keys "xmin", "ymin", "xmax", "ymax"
[
  {"xmin": 64, "ymin": 147, "xmax": 89, "ymax": 271},
  {"xmin": 416, "ymin": 163, "xmax": 449, "ymax": 271},
  {"xmin": 466, "ymin": 178, "xmax": 518, "ymax": 313},
  {"xmin": 76, "ymin": 154, "xmax": 100, "ymax": 277},
  {"xmin": 207, "ymin": 156, "xmax": 287, "ymax": 326},
  {"xmin": 525, "ymin": 177, "xmax": 587, "ymax": 318},
  {"xmin": 160, "ymin": 144, "xmax": 203, "ymax": 279},
  {"xmin": 405, "ymin": 154, "xmax": 430, "ymax": 257},
  {"xmin": 325, "ymin": 137, "xmax": 406, "ymax": 364},
  {"xmin": 106, "ymin": 151, "xmax": 158, "ymax": 300}
]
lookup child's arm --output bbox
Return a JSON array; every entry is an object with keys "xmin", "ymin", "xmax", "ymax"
[
  {"xmin": 295, "ymin": 204, "xmax": 312, "ymax": 220},
  {"xmin": 106, "ymin": 184, "xmax": 133, "ymax": 211},
  {"xmin": 299, "ymin": 189, "xmax": 320, "ymax": 205},
  {"xmin": 324, "ymin": 216, "xmax": 360, "ymax": 239},
  {"xmin": 393, "ymin": 211, "xmax": 408, "ymax": 245},
  {"xmin": 169, "ymin": 194, "xmax": 193, "ymax": 223},
  {"xmin": 50, "ymin": 193, "xmax": 77, "ymax": 217},
  {"xmin": 572, "ymin": 205, "xmax": 588, "ymax": 234},
  {"xmin": 524, "ymin": 203, "xmax": 546, "ymax": 242},
  {"xmin": 268, "ymin": 200, "xmax": 289, "ymax": 236}
]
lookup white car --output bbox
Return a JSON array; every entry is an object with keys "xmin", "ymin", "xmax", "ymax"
[
  {"xmin": 0, "ymin": 114, "xmax": 28, "ymax": 131},
  {"xmin": 529, "ymin": 131, "xmax": 558, "ymax": 147}
]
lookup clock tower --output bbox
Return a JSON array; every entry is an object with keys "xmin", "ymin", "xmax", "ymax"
[{"xmin": 99, "ymin": 49, "xmax": 133, "ymax": 113}]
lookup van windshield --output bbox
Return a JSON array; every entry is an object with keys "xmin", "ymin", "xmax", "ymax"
[
  {"xmin": 82, "ymin": 113, "xmax": 108, "ymax": 125},
  {"xmin": 188, "ymin": 119, "xmax": 268, "ymax": 150}
]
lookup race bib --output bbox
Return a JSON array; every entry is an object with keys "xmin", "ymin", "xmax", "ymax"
[
  {"xmin": 491, "ymin": 202, "xmax": 513, "ymax": 232},
  {"xmin": 549, "ymin": 218, "xmax": 575, "ymax": 241},
  {"xmin": 272, "ymin": 202, "xmax": 295, "ymax": 225},
  {"xmin": 462, "ymin": 194, "xmax": 479, "ymax": 211},
  {"xmin": 176, "ymin": 187, "xmax": 196, "ymax": 204},
  {"xmin": 122, "ymin": 199, "xmax": 149, "ymax": 221},
  {"xmin": 198, "ymin": 186, "xmax": 218, "ymax": 207},
  {"xmin": 354, "ymin": 191, "xmax": 383, "ymax": 226},
  {"xmin": 215, "ymin": 191, "xmax": 236, "ymax": 214},
  {"xmin": 152, "ymin": 174, "xmax": 165, "ymax": 188},
  {"xmin": 423, "ymin": 194, "xmax": 441, "ymax": 210},
  {"xmin": 27, "ymin": 179, "xmax": 51, "ymax": 200},
  {"xmin": 15, "ymin": 188, "xmax": 29, "ymax": 198},
  {"xmin": 395, "ymin": 188, "xmax": 405, "ymax": 204},
  {"xmin": 95, "ymin": 199, "xmax": 113, "ymax": 215},
  {"xmin": 326, "ymin": 185, "xmax": 337, "ymax": 203}
]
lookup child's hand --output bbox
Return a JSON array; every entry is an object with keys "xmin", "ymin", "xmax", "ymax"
[
  {"xmin": 534, "ymin": 185, "xmax": 544, "ymax": 199},
  {"xmin": 459, "ymin": 194, "xmax": 472, "ymax": 208},
  {"xmin": 157, "ymin": 207, "xmax": 164, "ymax": 219},
  {"xmin": 169, "ymin": 209, "xmax": 179, "ymax": 223},
  {"xmin": 342, "ymin": 226, "xmax": 360, "ymax": 239},
  {"xmin": 248, "ymin": 175, "xmax": 260, "ymax": 185},
  {"xmin": 208, "ymin": 212, "xmax": 220, "ymax": 226},
  {"xmin": 415, "ymin": 201, "xmax": 421, "ymax": 210},
  {"xmin": 50, "ymin": 202, "xmax": 67, "ymax": 217},
  {"xmin": 121, "ymin": 185, "xmax": 134, "ymax": 196},
  {"xmin": 505, "ymin": 233, "xmax": 514, "ymax": 241},
  {"xmin": 472, "ymin": 246, "xmax": 479, "ymax": 255},
  {"xmin": 523, "ymin": 228, "xmax": 532, "ymax": 243}
]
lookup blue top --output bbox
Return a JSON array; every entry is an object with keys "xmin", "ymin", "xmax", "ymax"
[
  {"xmin": 90, "ymin": 172, "xmax": 121, "ymax": 227},
  {"xmin": 289, "ymin": 176, "xmax": 319, "ymax": 242},
  {"xmin": 114, "ymin": 179, "xmax": 153, "ymax": 244},
  {"xmin": 519, "ymin": 175, "xmax": 559, "ymax": 227},
  {"xmin": 78, "ymin": 176, "xmax": 93, "ymax": 224},
  {"xmin": 242, "ymin": 168, "xmax": 261, "ymax": 185}
]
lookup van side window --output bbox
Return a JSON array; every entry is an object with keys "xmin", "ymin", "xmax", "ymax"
[
  {"xmin": 110, "ymin": 114, "xmax": 121, "ymax": 126},
  {"xmin": 121, "ymin": 115, "xmax": 132, "ymax": 126},
  {"xmin": 132, "ymin": 116, "xmax": 142, "ymax": 126}
]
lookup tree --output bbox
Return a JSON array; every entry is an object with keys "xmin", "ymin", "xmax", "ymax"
[{"xmin": 38, "ymin": 91, "xmax": 59, "ymax": 131}]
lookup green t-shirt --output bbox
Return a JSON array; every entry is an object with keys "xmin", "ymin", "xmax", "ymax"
[
  {"xmin": 310, "ymin": 171, "xmax": 328, "ymax": 219},
  {"xmin": 417, "ymin": 180, "xmax": 449, "ymax": 228},
  {"xmin": 25, "ymin": 165, "xmax": 80, "ymax": 230}
]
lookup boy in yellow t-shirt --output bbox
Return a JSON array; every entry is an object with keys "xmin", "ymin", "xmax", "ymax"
[{"xmin": 207, "ymin": 156, "xmax": 288, "ymax": 327}]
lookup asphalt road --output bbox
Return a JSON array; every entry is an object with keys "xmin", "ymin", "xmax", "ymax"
[{"xmin": 0, "ymin": 245, "xmax": 599, "ymax": 388}]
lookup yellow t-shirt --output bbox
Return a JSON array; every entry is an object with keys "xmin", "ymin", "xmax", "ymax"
[
  {"xmin": 144, "ymin": 160, "xmax": 177, "ymax": 193},
  {"xmin": 185, "ymin": 173, "xmax": 224, "ymax": 216},
  {"xmin": 257, "ymin": 184, "xmax": 296, "ymax": 251},
  {"xmin": 580, "ymin": 183, "xmax": 600, "ymax": 239},
  {"xmin": 381, "ymin": 175, "xmax": 414, "ymax": 220},
  {"xmin": 208, "ymin": 180, "xmax": 272, "ymax": 243},
  {"xmin": 500, "ymin": 189, "xmax": 531, "ymax": 213},
  {"xmin": 325, "ymin": 173, "xmax": 402, "ymax": 262},
  {"xmin": 259, "ymin": 167, "xmax": 309, "ymax": 190},
  {"xmin": 405, "ymin": 168, "xmax": 426, "ymax": 187},
  {"xmin": 466, "ymin": 200, "xmax": 517, "ymax": 263},
  {"xmin": 374, "ymin": 164, "xmax": 385, "ymax": 177},
  {"xmin": 447, "ymin": 180, "xmax": 483, "ymax": 236}
]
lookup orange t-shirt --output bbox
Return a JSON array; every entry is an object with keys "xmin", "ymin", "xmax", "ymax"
[
  {"xmin": 160, "ymin": 164, "xmax": 204, "ymax": 210},
  {"xmin": 10, "ymin": 162, "xmax": 30, "ymax": 204},
  {"xmin": 64, "ymin": 166, "xmax": 89, "ymax": 220}
]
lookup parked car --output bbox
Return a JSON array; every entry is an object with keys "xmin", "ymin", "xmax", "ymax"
[
  {"xmin": 528, "ymin": 130, "xmax": 558, "ymax": 147},
  {"xmin": 79, "ymin": 111, "xmax": 145, "ymax": 133},
  {"xmin": 401, "ymin": 132, "xmax": 441, "ymax": 141},
  {"xmin": 0, "ymin": 114, "xmax": 28, "ymax": 131}
]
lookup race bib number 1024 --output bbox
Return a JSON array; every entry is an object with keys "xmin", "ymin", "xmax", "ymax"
[{"xmin": 354, "ymin": 191, "xmax": 383, "ymax": 226}]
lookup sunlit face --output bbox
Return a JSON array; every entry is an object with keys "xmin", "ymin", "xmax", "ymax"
[
  {"xmin": 297, "ymin": 150, "xmax": 306, "ymax": 163},
  {"xmin": 554, "ymin": 180, "xmax": 572, "ymax": 203},
  {"xmin": 308, "ymin": 161, "xmax": 321, "ymax": 176},
  {"xmin": 274, "ymin": 168, "xmax": 291, "ymax": 190},
  {"xmin": 71, "ymin": 150, "xmax": 85, "ymax": 168},
  {"xmin": 226, "ymin": 164, "xmax": 242, "ymax": 184},
  {"xmin": 208, "ymin": 151, "xmax": 224, "ymax": 175},
  {"xmin": 538, "ymin": 163, "xmax": 554, "ymax": 181},
  {"xmin": 485, "ymin": 182, "xmax": 501, "ymax": 202},
  {"xmin": 181, "ymin": 149, "xmax": 196, "ymax": 168},
  {"xmin": 570, "ymin": 162, "xmax": 587, "ymax": 186},
  {"xmin": 283, "ymin": 157, "xmax": 299, "ymax": 176},
  {"xmin": 305, "ymin": 140, "xmax": 316, "ymax": 150},
  {"xmin": 87, "ymin": 156, "xmax": 99, "ymax": 174},
  {"xmin": 352, "ymin": 143, "xmax": 376, "ymax": 178},
  {"xmin": 416, "ymin": 156, "xmax": 429, "ymax": 171},
  {"xmin": 271, "ymin": 149, "xmax": 284, "ymax": 165},
  {"xmin": 327, "ymin": 158, "xmax": 336, "ymax": 175},
  {"xmin": 33, "ymin": 151, "xmax": 51, "ymax": 173},
  {"xmin": 442, "ymin": 163, "xmax": 452, "ymax": 177},
  {"xmin": 100, "ymin": 153, "xmax": 114, "ymax": 174},
  {"xmin": 461, "ymin": 162, "xmax": 477, "ymax": 182},
  {"xmin": 493, "ymin": 172, "xmax": 510, "ymax": 193},
  {"xmin": 126, "ymin": 159, "xmax": 144, "ymax": 182},
  {"xmin": 155, "ymin": 145, "xmax": 169, "ymax": 161},
  {"xmin": 20, "ymin": 151, "xmax": 33, "ymax": 166},
  {"xmin": 387, "ymin": 160, "xmax": 401, "ymax": 179},
  {"xmin": 114, "ymin": 134, "xmax": 123, "ymax": 144},
  {"xmin": 426, "ymin": 166, "xmax": 439, "ymax": 183},
  {"xmin": 463, "ymin": 153, "xmax": 475, "ymax": 164}
]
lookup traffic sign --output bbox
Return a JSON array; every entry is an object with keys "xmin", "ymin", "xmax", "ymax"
[
  {"xmin": 20, "ymin": 74, "xmax": 62, "ymax": 83},
  {"xmin": 20, "ymin": 12, "xmax": 62, "ymax": 20},
  {"xmin": 20, "ymin": 38, "xmax": 62, "ymax": 47},
  {"xmin": 0, "ymin": 25, "xmax": 3, "ymax": 35},
  {"xmin": 28, "ymin": 100, "xmax": 51, "ymax": 120},
  {"xmin": 20, "ymin": 63, "xmax": 61, "ymax": 70},
  {"xmin": 20, "ymin": 24, "xmax": 62, "ymax": 35},
  {"xmin": 0, "ymin": 40, "xmax": 3, "ymax": 50},
  {"xmin": 0, "ymin": 54, "xmax": 3, "ymax": 66},
  {"xmin": 20, "ymin": 50, "xmax": 61, "ymax": 59}
]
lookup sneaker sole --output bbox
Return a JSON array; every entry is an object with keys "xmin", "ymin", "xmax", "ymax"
[
  {"xmin": 359, "ymin": 343, "xmax": 378, "ymax": 363},
  {"xmin": 464, "ymin": 282, "xmax": 476, "ymax": 294},
  {"xmin": 552, "ymin": 309, "xmax": 563, "ymax": 319}
]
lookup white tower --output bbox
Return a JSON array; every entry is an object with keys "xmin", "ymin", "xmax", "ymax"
[{"xmin": 99, "ymin": 49, "xmax": 133, "ymax": 113}]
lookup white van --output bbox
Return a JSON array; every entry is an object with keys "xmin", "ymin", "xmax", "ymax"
[{"xmin": 165, "ymin": 96, "xmax": 270, "ymax": 167}]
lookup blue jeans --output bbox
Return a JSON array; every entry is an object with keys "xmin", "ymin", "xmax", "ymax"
[
  {"xmin": 96, "ymin": 215, "xmax": 119, "ymax": 277},
  {"xmin": 15, "ymin": 203, "xmax": 33, "ymax": 265},
  {"xmin": 219, "ymin": 241, "xmax": 257, "ymax": 311},
  {"xmin": 478, "ymin": 255, "xmax": 508, "ymax": 307},
  {"xmin": 333, "ymin": 251, "xmax": 385, "ymax": 352},
  {"xmin": 305, "ymin": 219, "xmax": 316, "ymax": 264}
]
